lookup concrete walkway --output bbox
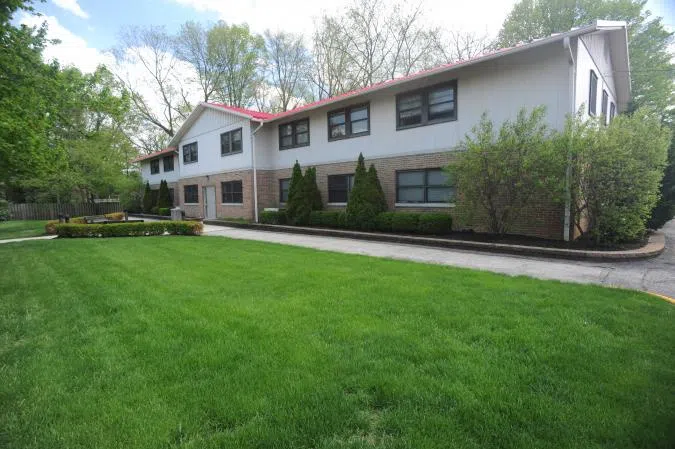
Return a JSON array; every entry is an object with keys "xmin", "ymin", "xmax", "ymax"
[
  {"xmin": 202, "ymin": 220, "xmax": 675, "ymax": 299},
  {"xmin": 0, "ymin": 235, "xmax": 57, "ymax": 244}
]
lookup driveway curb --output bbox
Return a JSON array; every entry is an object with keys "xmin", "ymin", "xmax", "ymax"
[{"xmin": 203, "ymin": 220, "xmax": 665, "ymax": 262}]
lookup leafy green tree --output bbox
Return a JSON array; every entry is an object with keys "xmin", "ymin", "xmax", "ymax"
[
  {"xmin": 285, "ymin": 161, "xmax": 304, "ymax": 225},
  {"xmin": 143, "ymin": 182, "xmax": 154, "ymax": 213},
  {"xmin": 208, "ymin": 22, "xmax": 265, "ymax": 108},
  {"xmin": 346, "ymin": 153, "xmax": 386, "ymax": 230},
  {"xmin": 451, "ymin": 107, "xmax": 562, "ymax": 235}
]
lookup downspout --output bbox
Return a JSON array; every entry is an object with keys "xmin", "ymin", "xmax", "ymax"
[
  {"xmin": 563, "ymin": 36, "xmax": 576, "ymax": 242},
  {"xmin": 251, "ymin": 121, "xmax": 264, "ymax": 223}
]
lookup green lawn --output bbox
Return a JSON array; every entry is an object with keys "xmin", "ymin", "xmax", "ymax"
[
  {"xmin": 0, "ymin": 220, "xmax": 47, "ymax": 240},
  {"xmin": 1, "ymin": 237, "xmax": 673, "ymax": 449}
]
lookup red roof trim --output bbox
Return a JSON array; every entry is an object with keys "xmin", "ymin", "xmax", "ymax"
[
  {"xmin": 132, "ymin": 147, "xmax": 177, "ymax": 163},
  {"xmin": 203, "ymin": 45, "xmax": 520, "ymax": 123}
]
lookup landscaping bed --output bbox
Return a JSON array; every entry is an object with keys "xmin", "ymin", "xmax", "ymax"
[
  {"xmin": 55, "ymin": 220, "xmax": 202, "ymax": 237},
  {"xmin": 0, "ymin": 237, "xmax": 673, "ymax": 448}
]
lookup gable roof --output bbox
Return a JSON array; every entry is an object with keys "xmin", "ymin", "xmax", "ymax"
[
  {"xmin": 132, "ymin": 146, "xmax": 177, "ymax": 163},
  {"xmin": 168, "ymin": 20, "xmax": 629, "ymax": 147}
]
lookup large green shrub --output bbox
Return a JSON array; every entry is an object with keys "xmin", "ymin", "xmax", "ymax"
[
  {"xmin": 451, "ymin": 107, "xmax": 561, "ymax": 235},
  {"xmin": 259, "ymin": 210, "xmax": 287, "ymax": 225},
  {"xmin": 564, "ymin": 109, "xmax": 670, "ymax": 243},
  {"xmin": 157, "ymin": 180, "xmax": 172, "ymax": 209},
  {"xmin": 158, "ymin": 207, "xmax": 171, "ymax": 216},
  {"xmin": 346, "ymin": 154, "xmax": 387, "ymax": 230},
  {"xmin": 376, "ymin": 212, "xmax": 396, "ymax": 232},
  {"xmin": 55, "ymin": 221, "xmax": 202, "ymax": 237}
]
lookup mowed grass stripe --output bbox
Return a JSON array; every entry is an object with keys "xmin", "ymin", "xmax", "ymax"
[{"xmin": 0, "ymin": 236, "xmax": 673, "ymax": 449}]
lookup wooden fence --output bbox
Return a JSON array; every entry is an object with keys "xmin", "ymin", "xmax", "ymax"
[{"xmin": 8, "ymin": 202, "xmax": 122, "ymax": 220}]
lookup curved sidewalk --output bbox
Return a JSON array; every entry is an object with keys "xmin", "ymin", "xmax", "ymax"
[{"xmin": 202, "ymin": 220, "xmax": 675, "ymax": 299}]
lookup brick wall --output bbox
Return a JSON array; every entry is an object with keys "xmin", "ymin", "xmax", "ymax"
[{"xmin": 176, "ymin": 151, "xmax": 565, "ymax": 240}]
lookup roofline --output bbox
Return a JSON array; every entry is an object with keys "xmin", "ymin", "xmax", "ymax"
[
  {"xmin": 167, "ymin": 20, "xmax": 628, "ymax": 144},
  {"xmin": 132, "ymin": 147, "xmax": 177, "ymax": 163},
  {"xmin": 259, "ymin": 21, "xmax": 627, "ymax": 123}
]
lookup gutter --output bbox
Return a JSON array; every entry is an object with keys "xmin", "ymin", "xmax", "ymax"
[{"xmin": 251, "ymin": 121, "xmax": 264, "ymax": 223}]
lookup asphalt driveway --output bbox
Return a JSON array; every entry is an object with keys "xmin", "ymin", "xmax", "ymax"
[{"xmin": 203, "ymin": 219, "xmax": 675, "ymax": 299}]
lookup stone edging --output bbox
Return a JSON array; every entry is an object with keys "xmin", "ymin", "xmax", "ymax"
[{"xmin": 203, "ymin": 219, "xmax": 665, "ymax": 262}]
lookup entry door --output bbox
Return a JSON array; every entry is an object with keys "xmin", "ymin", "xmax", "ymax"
[{"xmin": 204, "ymin": 186, "xmax": 216, "ymax": 219}]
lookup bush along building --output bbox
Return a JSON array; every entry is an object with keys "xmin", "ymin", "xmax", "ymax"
[{"xmin": 133, "ymin": 21, "xmax": 631, "ymax": 241}]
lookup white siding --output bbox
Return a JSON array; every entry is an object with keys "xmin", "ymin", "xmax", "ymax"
[
  {"xmin": 256, "ymin": 42, "xmax": 571, "ymax": 170},
  {"xmin": 177, "ymin": 108, "xmax": 253, "ymax": 178},
  {"xmin": 575, "ymin": 33, "xmax": 617, "ymax": 122},
  {"xmin": 140, "ymin": 153, "xmax": 179, "ymax": 186}
]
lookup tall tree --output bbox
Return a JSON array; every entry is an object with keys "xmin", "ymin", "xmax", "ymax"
[
  {"xmin": 174, "ymin": 21, "xmax": 222, "ymax": 102},
  {"xmin": 113, "ymin": 25, "xmax": 193, "ymax": 139},
  {"xmin": 261, "ymin": 30, "xmax": 312, "ymax": 112},
  {"xmin": 208, "ymin": 22, "xmax": 264, "ymax": 108}
]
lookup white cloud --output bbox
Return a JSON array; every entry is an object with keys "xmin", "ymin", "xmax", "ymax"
[
  {"xmin": 169, "ymin": 0, "xmax": 518, "ymax": 38},
  {"xmin": 52, "ymin": 0, "xmax": 90, "ymax": 19},
  {"xmin": 19, "ymin": 14, "xmax": 112, "ymax": 73}
]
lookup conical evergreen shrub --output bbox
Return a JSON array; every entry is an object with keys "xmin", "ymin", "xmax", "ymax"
[
  {"xmin": 157, "ymin": 180, "xmax": 172, "ymax": 209},
  {"xmin": 367, "ymin": 164, "xmax": 388, "ymax": 214},
  {"xmin": 285, "ymin": 161, "xmax": 304, "ymax": 225},
  {"xmin": 346, "ymin": 153, "xmax": 381, "ymax": 230},
  {"xmin": 142, "ymin": 181, "xmax": 154, "ymax": 213}
]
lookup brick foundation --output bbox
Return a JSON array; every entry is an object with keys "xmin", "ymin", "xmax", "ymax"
[{"xmin": 176, "ymin": 152, "xmax": 565, "ymax": 240}]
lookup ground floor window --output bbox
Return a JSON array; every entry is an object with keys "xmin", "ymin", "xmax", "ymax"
[
  {"xmin": 328, "ymin": 174, "xmax": 354, "ymax": 203},
  {"xmin": 184, "ymin": 184, "xmax": 198, "ymax": 204},
  {"xmin": 396, "ymin": 168, "xmax": 454, "ymax": 203},
  {"xmin": 168, "ymin": 188, "xmax": 174, "ymax": 205},
  {"xmin": 279, "ymin": 178, "xmax": 290, "ymax": 203},
  {"xmin": 221, "ymin": 181, "xmax": 243, "ymax": 204}
]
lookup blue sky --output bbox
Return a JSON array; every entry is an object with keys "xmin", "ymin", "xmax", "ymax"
[{"xmin": 17, "ymin": 0, "xmax": 675, "ymax": 74}]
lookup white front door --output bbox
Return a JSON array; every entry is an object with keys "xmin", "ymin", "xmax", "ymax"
[{"xmin": 204, "ymin": 186, "xmax": 216, "ymax": 219}]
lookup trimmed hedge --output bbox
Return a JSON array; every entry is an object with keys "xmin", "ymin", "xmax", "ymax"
[
  {"xmin": 55, "ymin": 221, "xmax": 202, "ymax": 238},
  {"xmin": 45, "ymin": 212, "xmax": 126, "ymax": 234},
  {"xmin": 391, "ymin": 212, "xmax": 420, "ymax": 233},
  {"xmin": 306, "ymin": 210, "xmax": 452, "ymax": 235},
  {"xmin": 259, "ymin": 210, "xmax": 287, "ymax": 225},
  {"xmin": 417, "ymin": 213, "xmax": 453, "ymax": 234},
  {"xmin": 309, "ymin": 211, "xmax": 345, "ymax": 228}
]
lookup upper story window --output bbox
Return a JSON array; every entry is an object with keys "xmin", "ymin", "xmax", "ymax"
[
  {"xmin": 328, "ymin": 104, "xmax": 370, "ymax": 140},
  {"xmin": 150, "ymin": 159, "xmax": 160, "ymax": 174},
  {"xmin": 609, "ymin": 102, "xmax": 616, "ymax": 122},
  {"xmin": 601, "ymin": 90, "xmax": 609, "ymax": 123},
  {"xmin": 183, "ymin": 142, "xmax": 198, "ymax": 164},
  {"xmin": 397, "ymin": 81, "xmax": 457, "ymax": 130},
  {"xmin": 279, "ymin": 118, "xmax": 309, "ymax": 150},
  {"xmin": 279, "ymin": 178, "xmax": 290, "ymax": 203},
  {"xmin": 588, "ymin": 71, "xmax": 598, "ymax": 116},
  {"xmin": 184, "ymin": 184, "xmax": 198, "ymax": 204},
  {"xmin": 221, "ymin": 128, "xmax": 243, "ymax": 156},
  {"xmin": 163, "ymin": 155, "xmax": 174, "ymax": 172},
  {"xmin": 221, "ymin": 181, "xmax": 243, "ymax": 204},
  {"xmin": 396, "ymin": 168, "xmax": 454, "ymax": 204},
  {"xmin": 328, "ymin": 174, "xmax": 354, "ymax": 203}
]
